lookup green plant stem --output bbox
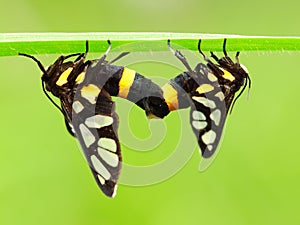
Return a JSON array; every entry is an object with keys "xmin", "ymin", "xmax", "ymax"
[{"xmin": 1, "ymin": 32, "xmax": 300, "ymax": 57}]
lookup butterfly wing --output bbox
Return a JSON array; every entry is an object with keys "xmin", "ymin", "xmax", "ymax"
[
  {"xmin": 71, "ymin": 62, "xmax": 121, "ymax": 197},
  {"xmin": 161, "ymin": 66, "xmax": 228, "ymax": 171},
  {"xmin": 190, "ymin": 82, "xmax": 227, "ymax": 171}
]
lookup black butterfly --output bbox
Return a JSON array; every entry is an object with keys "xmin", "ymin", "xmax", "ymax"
[
  {"xmin": 19, "ymin": 41, "xmax": 168, "ymax": 197},
  {"xmin": 161, "ymin": 39, "xmax": 250, "ymax": 170}
]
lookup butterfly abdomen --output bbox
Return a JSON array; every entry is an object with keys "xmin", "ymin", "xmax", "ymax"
[{"xmin": 97, "ymin": 65, "xmax": 169, "ymax": 118}]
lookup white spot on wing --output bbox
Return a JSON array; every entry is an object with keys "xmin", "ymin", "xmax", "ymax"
[
  {"xmin": 215, "ymin": 92, "xmax": 225, "ymax": 101},
  {"xmin": 202, "ymin": 130, "xmax": 217, "ymax": 145},
  {"xmin": 79, "ymin": 124, "xmax": 95, "ymax": 148},
  {"xmin": 72, "ymin": 101, "xmax": 84, "ymax": 113},
  {"xmin": 192, "ymin": 110, "xmax": 206, "ymax": 121},
  {"xmin": 85, "ymin": 115, "xmax": 113, "ymax": 128},
  {"xmin": 192, "ymin": 121, "xmax": 207, "ymax": 130},
  {"xmin": 192, "ymin": 96, "xmax": 216, "ymax": 109},
  {"xmin": 98, "ymin": 147, "xmax": 119, "ymax": 167},
  {"xmin": 97, "ymin": 174, "xmax": 106, "ymax": 185},
  {"xmin": 68, "ymin": 122, "xmax": 75, "ymax": 134},
  {"xmin": 208, "ymin": 72, "xmax": 218, "ymax": 82},
  {"xmin": 98, "ymin": 138, "xmax": 117, "ymax": 152},
  {"xmin": 112, "ymin": 185, "xmax": 118, "ymax": 198},
  {"xmin": 91, "ymin": 155, "xmax": 111, "ymax": 180},
  {"xmin": 81, "ymin": 84, "xmax": 101, "ymax": 104},
  {"xmin": 210, "ymin": 109, "xmax": 221, "ymax": 126},
  {"xmin": 207, "ymin": 145, "xmax": 213, "ymax": 151}
]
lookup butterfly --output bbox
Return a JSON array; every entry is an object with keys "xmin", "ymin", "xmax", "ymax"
[
  {"xmin": 161, "ymin": 39, "xmax": 250, "ymax": 170},
  {"xmin": 19, "ymin": 40, "xmax": 169, "ymax": 197}
]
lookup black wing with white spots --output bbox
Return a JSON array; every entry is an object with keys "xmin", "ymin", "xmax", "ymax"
[
  {"xmin": 19, "ymin": 40, "xmax": 171, "ymax": 197},
  {"xmin": 164, "ymin": 39, "xmax": 250, "ymax": 169},
  {"xmin": 162, "ymin": 63, "xmax": 228, "ymax": 160},
  {"xmin": 189, "ymin": 80, "xmax": 227, "ymax": 158},
  {"xmin": 71, "ymin": 57, "xmax": 123, "ymax": 197},
  {"xmin": 72, "ymin": 87, "xmax": 121, "ymax": 197}
]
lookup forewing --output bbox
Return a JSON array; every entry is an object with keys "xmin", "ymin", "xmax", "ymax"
[
  {"xmin": 189, "ymin": 85, "xmax": 228, "ymax": 171},
  {"xmin": 72, "ymin": 62, "xmax": 121, "ymax": 197}
]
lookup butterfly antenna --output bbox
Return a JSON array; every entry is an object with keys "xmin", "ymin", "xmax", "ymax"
[
  {"xmin": 41, "ymin": 80, "xmax": 64, "ymax": 115},
  {"xmin": 18, "ymin": 53, "xmax": 47, "ymax": 74},
  {"xmin": 19, "ymin": 53, "xmax": 65, "ymax": 115}
]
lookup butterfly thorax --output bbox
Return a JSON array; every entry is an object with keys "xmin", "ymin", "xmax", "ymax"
[
  {"xmin": 215, "ymin": 56, "xmax": 248, "ymax": 91},
  {"xmin": 212, "ymin": 57, "xmax": 249, "ymax": 111}
]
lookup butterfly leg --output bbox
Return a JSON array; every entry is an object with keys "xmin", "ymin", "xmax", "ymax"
[
  {"xmin": 167, "ymin": 39, "xmax": 194, "ymax": 74},
  {"xmin": 108, "ymin": 52, "xmax": 130, "ymax": 64},
  {"xmin": 97, "ymin": 40, "xmax": 112, "ymax": 64}
]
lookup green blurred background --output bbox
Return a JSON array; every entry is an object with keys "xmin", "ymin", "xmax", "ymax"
[{"xmin": 1, "ymin": 0, "xmax": 300, "ymax": 224}]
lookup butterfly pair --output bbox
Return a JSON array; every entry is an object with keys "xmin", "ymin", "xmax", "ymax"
[{"xmin": 19, "ymin": 39, "xmax": 250, "ymax": 197}]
